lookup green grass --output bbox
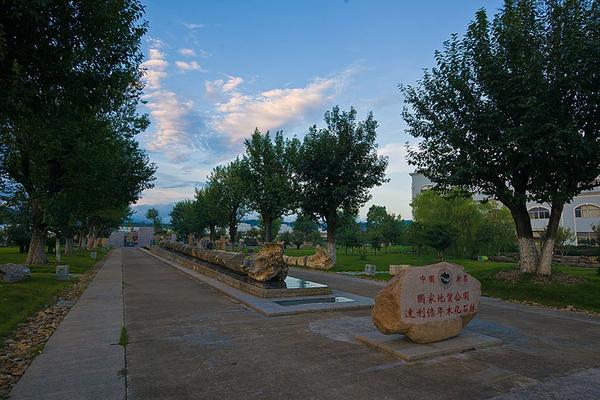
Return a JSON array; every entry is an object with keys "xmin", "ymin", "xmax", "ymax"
[
  {"xmin": 119, "ymin": 325, "xmax": 128, "ymax": 347},
  {"xmin": 0, "ymin": 246, "xmax": 107, "ymax": 343},
  {"xmin": 285, "ymin": 247, "xmax": 600, "ymax": 313}
]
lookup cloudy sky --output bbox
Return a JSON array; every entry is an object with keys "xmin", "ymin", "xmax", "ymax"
[{"xmin": 136, "ymin": 0, "xmax": 503, "ymax": 220}]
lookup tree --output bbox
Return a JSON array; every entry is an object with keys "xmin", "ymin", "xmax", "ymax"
[
  {"xmin": 412, "ymin": 190, "xmax": 483, "ymax": 258},
  {"xmin": 278, "ymin": 231, "xmax": 293, "ymax": 249},
  {"xmin": 195, "ymin": 185, "xmax": 226, "ymax": 241},
  {"xmin": 475, "ymin": 202, "xmax": 517, "ymax": 255},
  {"xmin": 291, "ymin": 213, "xmax": 319, "ymax": 247},
  {"xmin": 366, "ymin": 205, "xmax": 402, "ymax": 253},
  {"xmin": 336, "ymin": 210, "xmax": 362, "ymax": 254},
  {"xmin": 243, "ymin": 129, "xmax": 298, "ymax": 242},
  {"xmin": 170, "ymin": 200, "xmax": 205, "ymax": 241},
  {"xmin": 145, "ymin": 208, "xmax": 161, "ymax": 231},
  {"xmin": 258, "ymin": 216, "xmax": 282, "ymax": 242},
  {"xmin": 0, "ymin": 0, "xmax": 152, "ymax": 263},
  {"xmin": 296, "ymin": 106, "xmax": 389, "ymax": 265},
  {"xmin": 403, "ymin": 0, "xmax": 600, "ymax": 275},
  {"xmin": 423, "ymin": 223, "xmax": 459, "ymax": 260},
  {"xmin": 207, "ymin": 159, "xmax": 249, "ymax": 242}
]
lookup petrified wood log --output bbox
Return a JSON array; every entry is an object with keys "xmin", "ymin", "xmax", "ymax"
[
  {"xmin": 282, "ymin": 246, "xmax": 334, "ymax": 270},
  {"xmin": 160, "ymin": 240, "xmax": 287, "ymax": 281}
]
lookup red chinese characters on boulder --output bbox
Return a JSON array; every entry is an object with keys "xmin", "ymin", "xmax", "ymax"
[{"xmin": 372, "ymin": 262, "xmax": 481, "ymax": 344}]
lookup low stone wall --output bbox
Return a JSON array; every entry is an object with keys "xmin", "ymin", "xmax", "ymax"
[{"xmin": 283, "ymin": 246, "xmax": 334, "ymax": 270}]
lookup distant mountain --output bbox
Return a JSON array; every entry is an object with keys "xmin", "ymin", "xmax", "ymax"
[{"xmin": 130, "ymin": 203, "xmax": 174, "ymax": 223}]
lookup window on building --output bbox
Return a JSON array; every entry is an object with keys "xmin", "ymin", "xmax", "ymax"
[
  {"xmin": 528, "ymin": 207, "xmax": 550, "ymax": 220},
  {"xmin": 574, "ymin": 204, "xmax": 600, "ymax": 218}
]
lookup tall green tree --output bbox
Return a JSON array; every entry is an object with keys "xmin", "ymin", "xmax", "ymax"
[
  {"xmin": 366, "ymin": 205, "xmax": 401, "ymax": 253},
  {"xmin": 170, "ymin": 200, "xmax": 206, "ymax": 241},
  {"xmin": 207, "ymin": 158, "xmax": 249, "ymax": 242},
  {"xmin": 336, "ymin": 210, "xmax": 362, "ymax": 254},
  {"xmin": 403, "ymin": 0, "xmax": 600, "ymax": 275},
  {"xmin": 195, "ymin": 186, "xmax": 226, "ymax": 241},
  {"xmin": 292, "ymin": 213, "xmax": 319, "ymax": 243},
  {"xmin": 243, "ymin": 129, "xmax": 298, "ymax": 242},
  {"xmin": 0, "ymin": 0, "xmax": 152, "ymax": 263},
  {"xmin": 296, "ymin": 106, "xmax": 388, "ymax": 265},
  {"xmin": 146, "ymin": 208, "xmax": 161, "ymax": 231}
]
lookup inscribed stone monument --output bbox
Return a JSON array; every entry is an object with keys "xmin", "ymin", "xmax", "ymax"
[{"xmin": 372, "ymin": 262, "xmax": 481, "ymax": 343}]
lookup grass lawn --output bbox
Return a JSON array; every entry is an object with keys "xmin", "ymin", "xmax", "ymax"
[
  {"xmin": 285, "ymin": 247, "xmax": 600, "ymax": 313},
  {"xmin": 0, "ymin": 246, "xmax": 107, "ymax": 343}
]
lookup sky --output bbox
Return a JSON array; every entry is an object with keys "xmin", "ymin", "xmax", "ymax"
[{"xmin": 135, "ymin": 0, "xmax": 504, "ymax": 222}]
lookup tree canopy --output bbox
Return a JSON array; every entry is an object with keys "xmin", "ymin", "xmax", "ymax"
[
  {"xmin": 296, "ymin": 106, "xmax": 388, "ymax": 264},
  {"xmin": 402, "ymin": 0, "xmax": 600, "ymax": 274}
]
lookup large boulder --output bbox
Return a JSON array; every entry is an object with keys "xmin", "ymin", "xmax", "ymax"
[
  {"xmin": 0, "ymin": 264, "xmax": 31, "ymax": 283},
  {"xmin": 372, "ymin": 262, "xmax": 481, "ymax": 344}
]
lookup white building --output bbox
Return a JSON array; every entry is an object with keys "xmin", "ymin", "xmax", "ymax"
[{"xmin": 410, "ymin": 172, "xmax": 600, "ymax": 245}]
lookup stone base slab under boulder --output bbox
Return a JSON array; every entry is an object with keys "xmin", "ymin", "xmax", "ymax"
[{"xmin": 355, "ymin": 329, "xmax": 502, "ymax": 362}]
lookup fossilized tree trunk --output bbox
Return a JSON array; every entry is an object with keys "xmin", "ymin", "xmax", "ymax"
[{"xmin": 161, "ymin": 241, "xmax": 287, "ymax": 281}]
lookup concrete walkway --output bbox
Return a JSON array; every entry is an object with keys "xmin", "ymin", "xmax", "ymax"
[
  {"xmin": 11, "ymin": 248, "xmax": 600, "ymax": 399},
  {"xmin": 10, "ymin": 248, "xmax": 125, "ymax": 400}
]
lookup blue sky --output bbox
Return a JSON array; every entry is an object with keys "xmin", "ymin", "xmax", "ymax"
[{"xmin": 136, "ymin": 0, "xmax": 504, "ymax": 221}]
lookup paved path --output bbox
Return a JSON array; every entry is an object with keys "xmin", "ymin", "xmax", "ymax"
[
  {"xmin": 11, "ymin": 248, "xmax": 600, "ymax": 399},
  {"xmin": 10, "ymin": 248, "xmax": 125, "ymax": 400}
]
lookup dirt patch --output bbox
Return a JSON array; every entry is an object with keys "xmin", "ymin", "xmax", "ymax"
[
  {"xmin": 0, "ymin": 255, "xmax": 106, "ymax": 398},
  {"xmin": 496, "ymin": 269, "xmax": 585, "ymax": 285}
]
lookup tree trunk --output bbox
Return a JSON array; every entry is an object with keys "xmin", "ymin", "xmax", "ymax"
[
  {"xmin": 27, "ymin": 228, "xmax": 48, "ymax": 265},
  {"xmin": 26, "ymin": 200, "xmax": 47, "ymax": 265},
  {"xmin": 538, "ymin": 204, "xmax": 563, "ymax": 275},
  {"xmin": 229, "ymin": 221, "xmax": 237, "ymax": 244},
  {"xmin": 326, "ymin": 224, "xmax": 337, "ymax": 266},
  {"xmin": 209, "ymin": 225, "xmax": 216, "ymax": 242},
  {"xmin": 509, "ymin": 202, "xmax": 539, "ymax": 273},
  {"xmin": 508, "ymin": 200, "xmax": 564, "ymax": 275},
  {"xmin": 263, "ymin": 215, "xmax": 273, "ymax": 242},
  {"xmin": 87, "ymin": 226, "xmax": 96, "ymax": 250},
  {"xmin": 64, "ymin": 235, "xmax": 74, "ymax": 255}
]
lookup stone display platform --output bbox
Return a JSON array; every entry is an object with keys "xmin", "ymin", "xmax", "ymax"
[
  {"xmin": 355, "ymin": 329, "xmax": 502, "ymax": 362},
  {"xmin": 143, "ymin": 248, "xmax": 373, "ymax": 317},
  {"xmin": 150, "ymin": 245, "xmax": 331, "ymax": 298}
]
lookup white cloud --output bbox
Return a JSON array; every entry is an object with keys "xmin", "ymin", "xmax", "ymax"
[
  {"xmin": 377, "ymin": 142, "xmax": 412, "ymax": 174},
  {"xmin": 183, "ymin": 22, "xmax": 206, "ymax": 29},
  {"xmin": 210, "ymin": 70, "xmax": 353, "ymax": 142},
  {"xmin": 179, "ymin": 48, "xmax": 196, "ymax": 57},
  {"xmin": 174, "ymin": 60, "xmax": 204, "ymax": 72},
  {"xmin": 144, "ymin": 91, "xmax": 196, "ymax": 162},
  {"xmin": 205, "ymin": 76, "xmax": 244, "ymax": 100},
  {"xmin": 141, "ymin": 39, "xmax": 200, "ymax": 162},
  {"xmin": 140, "ymin": 41, "xmax": 167, "ymax": 90}
]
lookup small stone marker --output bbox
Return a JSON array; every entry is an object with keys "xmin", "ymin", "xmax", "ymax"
[
  {"xmin": 372, "ymin": 262, "xmax": 481, "ymax": 344},
  {"xmin": 389, "ymin": 264, "xmax": 409, "ymax": 276},
  {"xmin": 90, "ymin": 251, "xmax": 97, "ymax": 259},
  {"xmin": 56, "ymin": 265, "xmax": 70, "ymax": 280},
  {"xmin": 364, "ymin": 264, "xmax": 377, "ymax": 276}
]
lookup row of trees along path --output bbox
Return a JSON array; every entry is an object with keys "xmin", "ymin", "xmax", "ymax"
[
  {"xmin": 171, "ymin": 106, "xmax": 389, "ymax": 266},
  {"xmin": 0, "ymin": 1, "xmax": 156, "ymax": 264}
]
